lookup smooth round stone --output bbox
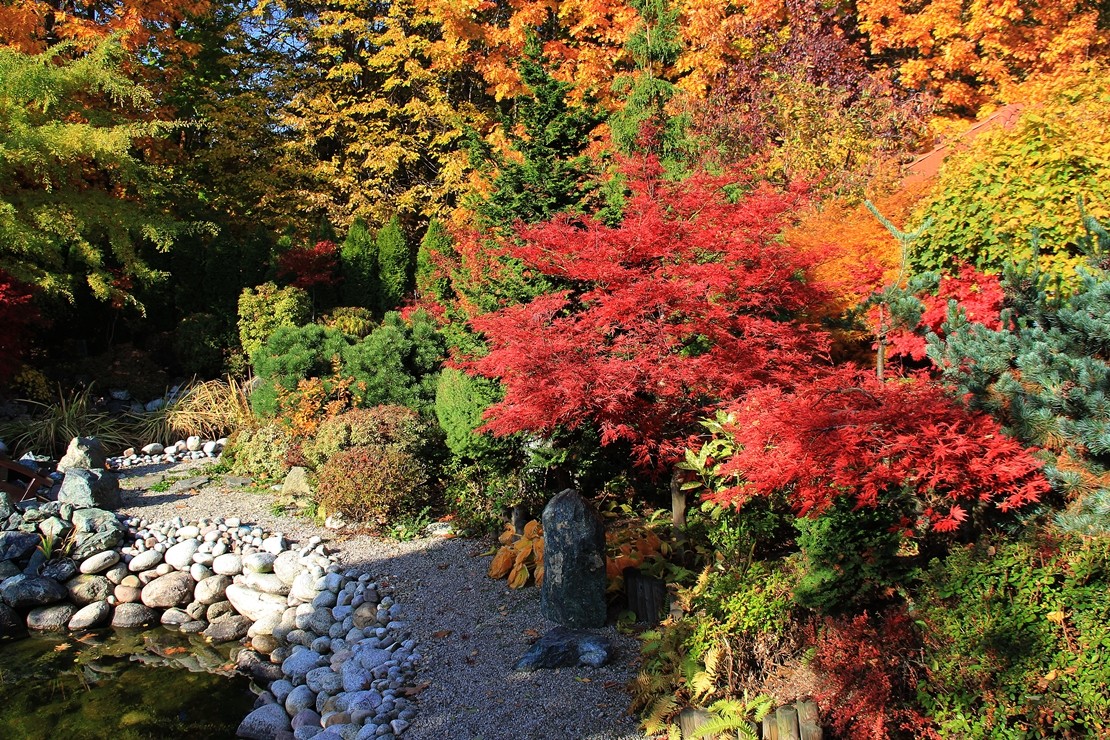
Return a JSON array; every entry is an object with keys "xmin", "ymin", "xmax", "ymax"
[
  {"xmin": 176, "ymin": 525, "xmax": 200, "ymax": 539},
  {"xmin": 243, "ymin": 552, "xmax": 276, "ymax": 574},
  {"xmin": 128, "ymin": 549, "xmax": 163, "ymax": 572},
  {"xmin": 113, "ymin": 584, "xmax": 141, "ymax": 603},
  {"xmin": 111, "ymin": 602, "xmax": 157, "ymax": 628},
  {"xmin": 211, "ymin": 541, "xmax": 228, "ymax": 557},
  {"xmin": 137, "ymin": 570, "xmax": 160, "ymax": 585},
  {"xmin": 68, "ymin": 600, "xmax": 111, "ymax": 630},
  {"xmin": 155, "ymin": 563, "xmax": 174, "ymax": 576},
  {"xmin": 161, "ymin": 607, "xmax": 192, "ymax": 625},
  {"xmin": 65, "ymin": 574, "xmax": 112, "ymax": 606},
  {"xmin": 291, "ymin": 708, "xmax": 321, "ymax": 730},
  {"xmin": 195, "ymin": 574, "xmax": 232, "ymax": 605},
  {"xmin": 252, "ymin": 633, "xmax": 280, "ymax": 654},
  {"xmin": 27, "ymin": 603, "xmax": 77, "ymax": 631},
  {"xmin": 249, "ymin": 613, "xmax": 281, "ymax": 638},
  {"xmin": 283, "ymin": 648, "xmax": 326, "ymax": 682},
  {"xmin": 165, "ymin": 538, "xmax": 201, "ymax": 570},
  {"xmin": 212, "ymin": 553, "xmax": 242, "ymax": 576},
  {"xmin": 179, "ymin": 619, "xmax": 207, "ymax": 634},
  {"xmin": 192, "ymin": 552, "xmax": 215, "ymax": 567},
  {"xmin": 190, "ymin": 563, "xmax": 213, "ymax": 582},
  {"xmin": 306, "ymin": 666, "xmax": 343, "ymax": 694},
  {"xmin": 104, "ymin": 562, "xmax": 129, "ymax": 585},
  {"xmin": 79, "ymin": 550, "xmax": 120, "ymax": 575},
  {"xmin": 206, "ymin": 600, "xmax": 235, "ymax": 621},
  {"xmin": 141, "ymin": 571, "xmax": 195, "ymax": 608},
  {"xmin": 262, "ymin": 535, "xmax": 286, "ymax": 555},
  {"xmin": 285, "ymin": 684, "xmax": 317, "ymax": 716}
]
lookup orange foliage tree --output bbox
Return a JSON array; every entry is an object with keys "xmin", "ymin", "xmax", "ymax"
[
  {"xmin": 0, "ymin": 1, "xmax": 210, "ymax": 55},
  {"xmin": 857, "ymin": 0, "xmax": 1108, "ymax": 111}
]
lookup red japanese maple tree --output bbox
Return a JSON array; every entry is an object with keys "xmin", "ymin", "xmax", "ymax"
[
  {"xmin": 705, "ymin": 366, "xmax": 1048, "ymax": 531},
  {"xmin": 466, "ymin": 156, "xmax": 833, "ymax": 470},
  {"xmin": 277, "ymin": 240, "xmax": 342, "ymax": 291}
]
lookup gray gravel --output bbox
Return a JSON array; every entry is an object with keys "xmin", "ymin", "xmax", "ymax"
[{"xmin": 117, "ymin": 462, "xmax": 649, "ymax": 740}]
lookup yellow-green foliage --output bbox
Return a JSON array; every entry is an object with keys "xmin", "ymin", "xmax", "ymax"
[
  {"xmin": 223, "ymin": 424, "xmax": 293, "ymax": 482},
  {"xmin": 237, "ymin": 282, "xmax": 311, "ymax": 359},
  {"xmin": 315, "ymin": 444, "xmax": 430, "ymax": 526},
  {"xmin": 911, "ymin": 64, "xmax": 1110, "ymax": 285}
]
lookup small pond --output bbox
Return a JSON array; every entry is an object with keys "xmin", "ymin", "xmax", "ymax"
[{"xmin": 0, "ymin": 628, "xmax": 257, "ymax": 739}]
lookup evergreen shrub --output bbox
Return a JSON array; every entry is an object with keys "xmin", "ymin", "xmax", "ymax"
[
  {"xmin": 250, "ymin": 324, "xmax": 350, "ymax": 417},
  {"xmin": 224, "ymin": 424, "xmax": 294, "ymax": 481},
  {"xmin": 237, "ymin": 282, "xmax": 311, "ymax": 359},
  {"xmin": 315, "ymin": 443, "xmax": 430, "ymax": 526}
]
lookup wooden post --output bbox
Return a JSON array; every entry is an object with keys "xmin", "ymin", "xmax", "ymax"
[
  {"xmin": 762, "ymin": 714, "xmax": 779, "ymax": 740},
  {"xmin": 797, "ymin": 701, "xmax": 822, "ymax": 740},
  {"xmin": 670, "ymin": 468, "xmax": 687, "ymax": 539},
  {"xmin": 775, "ymin": 705, "xmax": 800, "ymax": 740}
]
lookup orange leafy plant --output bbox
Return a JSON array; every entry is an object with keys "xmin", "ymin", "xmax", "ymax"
[{"xmin": 488, "ymin": 520, "xmax": 545, "ymax": 589}]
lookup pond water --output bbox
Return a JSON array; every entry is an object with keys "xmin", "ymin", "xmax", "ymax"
[{"xmin": 0, "ymin": 628, "xmax": 257, "ymax": 740}]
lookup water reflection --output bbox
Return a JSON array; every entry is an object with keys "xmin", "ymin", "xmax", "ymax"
[{"xmin": 0, "ymin": 628, "xmax": 256, "ymax": 739}]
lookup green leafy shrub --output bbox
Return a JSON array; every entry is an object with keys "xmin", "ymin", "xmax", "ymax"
[
  {"xmin": 173, "ymin": 312, "xmax": 227, "ymax": 377},
  {"xmin": 301, "ymin": 405, "xmax": 436, "ymax": 470},
  {"xmin": 250, "ymin": 324, "xmax": 350, "ymax": 417},
  {"xmin": 222, "ymin": 423, "xmax": 293, "ymax": 481},
  {"xmin": 792, "ymin": 498, "xmax": 910, "ymax": 615},
  {"xmin": 237, "ymin": 282, "xmax": 311, "ymax": 359},
  {"xmin": 315, "ymin": 444, "xmax": 430, "ymax": 525},
  {"xmin": 916, "ymin": 535, "xmax": 1110, "ymax": 738},
  {"xmin": 434, "ymin": 367, "xmax": 505, "ymax": 459},
  {"xmin": 320, "ymin": 306, "xmax": 375, "ymax": 339}
]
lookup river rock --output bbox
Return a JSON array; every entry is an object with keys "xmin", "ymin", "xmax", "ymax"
[
  {"xmin": 165, "ymin": 539, "xmax": 201, "ymax": 570},
  {"xmin": 112, "ymin": 602, "xmax": 157, "ymax": 628},
  {"xmin": 66, "ymin": 574, "xmax": 112, "ymax": 605},
  {"xmin": 141, "ymin": 443, "xmax": 165, "ymax": 455},
  {"xmin": 0, "ymin": 561, "xmax": 19, "ymax": 580},
  {"xmin": 0, "ymin": 531, "xmax": 39, "ymax": 561},
  {"xmin": 129, "ymin": 549, "xmax": 163, "ymax": 572},
  {"xmin": 274, "ymin": 551, "xmax": 302, "ymax": 585},
  {"xmin": 68, "ymin": 600, "xmax": 111, "ymax": 630},
  {"xmin": 27, "ymin": 603, "xmax": 77, "ymax": 631},
  {"xmin": 285, "ymin": 684, "xmax": 317, "ymax": 716},
  {"xmin": 56, "ymin": 436, "xmax": 106, "ymax": 473},
  {"xmin": 290, "ymin": 572, "xmax": 320, "ymax": 602},
  {"xmin": 1, "ymin": 574, "xmax": 68, "ymax": 608},
  {"xmin": 203, "ymin": 614, "xmax": 251, "ymax": 643},
  {"xmin": 105, "ymin": 562, "xmax": 129, "ymax": 584},
  {"xmin": 514, "ymin": 626, "xmax": 613, "ymax": 671},
  {"xmin": 227, "ymin": 583, "xmax": 288, "ymax": 622},
  {"xmin": 243, "ymin": 552, "xmax": 276, "ymax": 574},
  {"xmin": 141, "ymin": 571, "xmax": 195, "ymax": 608},
  {"xmin": 207, "ymin": 600, "xmax": 235, "ymax": 621},
  {"xmin": 539, "ymin": 489, "xmax": 607, "ymax": 628},
  {"xmin": 161, "ymin": 607, "xmax": 192, "ymax": 625},
  {"xmin": 79, "ymin": 549, "xmax": 120, "ymax": 574},
  {"xmin": 114, "ymin": 584, "xmax": 142, "ymax": 603},
  {"xmin": 213, "ymin": 553, "xmax": 243, "ymax": 576},
  {"xmin": 59, "ymin": 468, "xmax": 121, "ymax": 509},
  {"xmin": 186, "ymin": 435, "xmax": 202, "ymax": 452},
  {"xmin": 195, "ymin": 574, "xmax": 232, "ymax": 604},
  {"xmin": 283, "ymin": 648, "xmax": 326, "ymax": 683},
  {"xmin": 237, "ymin": 703, "xmax": 293, "ymax": 740},
  {"xmin": 241, "ymin": 572, "xmax": 289, "ymax": 596}
]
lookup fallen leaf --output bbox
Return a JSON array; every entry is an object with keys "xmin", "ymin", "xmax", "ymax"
[
  {"xmin": 575, "ymin": 677, "xmax": 592, "ymax": 683},
  {"xmin": 523, "ymin": 628, "xmax": 540, "ymax": 639},
  {"xmin": 399, "ymin": 682, "xmax": 430, "ymax": 697},
  {"xmin": 53, "ymin": 642, "xmax": 71, "ymax": 652},
  {"xmin": 431, "ymin": 630, "xmax": 453, "ymax": 639}
]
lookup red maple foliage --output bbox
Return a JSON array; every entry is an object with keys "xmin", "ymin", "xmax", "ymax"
[
  {"xmin": 0, "ymin": 270, "xmax": 39, "ymax": 382},
  {"xmin": 277, "ymin": 240, "xmax": 342, "ymax": 291},
  {"xmin": 885, "ymin": 265, "xmax": 1005, "ymax": 362},
  {"xmin": 810, "ymin": 609, "xmax": 938, "ymax": 740},
  {"xmin": 706, "ymin": 367, "xmax": 1048, "ymax": 531},
  {"xmin": 466, "ymin": 156, "xmax": 832, "ymax": 470}
]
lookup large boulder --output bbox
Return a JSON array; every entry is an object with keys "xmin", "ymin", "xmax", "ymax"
[
  {"xmin": 69, "ymin": 508, "xmax": 126, "ymax": 559},
  {"xmin": 59, "ymin": 469, "xmax": 122, "ymax": 510},
  {"xmin": 236, "ymin": 703, "xmax": 292, "ymax": 740},
  {"xmin": 27, "ymin": 603, "xmax": 78, "ymax": 632},
  {"xmin": 57, "ymin": 436, "xmax": 107, "ymax": 473},
  {"xmin": 0, "ymin": 574, "xmax": 69, "ymax": 608},
  {"xmin": 539, "ymin": 489, "xmax": 607, "ymax": 628}
]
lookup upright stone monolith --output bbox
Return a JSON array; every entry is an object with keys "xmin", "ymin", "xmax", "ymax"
[{"xmin": 540, "ymin": 489, "xmax": 606, "ymax": 628}]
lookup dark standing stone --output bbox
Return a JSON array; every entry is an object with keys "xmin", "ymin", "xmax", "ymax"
[
  {"xmin": 514, "ymin": 626, "xmax": 613, "ymax": 671},
  {"xmin": 540, "ymin": 489, "xmax": 607, "ymax": 628},
  {"xmin": 59, "ymin": 468, "xmax": 122, "ymax": 510}
]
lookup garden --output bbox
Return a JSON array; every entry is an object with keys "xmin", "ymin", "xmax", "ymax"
[{"xmin": 3, "ymin": 0, "xmax": 1110, "ymax": 738}]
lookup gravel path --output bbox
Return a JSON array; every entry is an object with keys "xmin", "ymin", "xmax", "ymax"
[{"xmin": 117, "ymin": 463, "xmax": 649, "ymax": 740}]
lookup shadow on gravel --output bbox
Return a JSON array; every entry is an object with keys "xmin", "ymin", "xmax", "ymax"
[
  {"xmin": 329, "ymin": 536, "xmax": 648, "ymax": 740},
  {"xmin": 117, "ymin": 490, "xmax": 195, "ymax": 508}
]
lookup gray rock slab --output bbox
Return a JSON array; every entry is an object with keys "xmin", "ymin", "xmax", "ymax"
[
  {"xmin": 1, "ymin": 574, "xmax": 68, "ymax": 608},
  {"xmin": 513, "ymin": 626, "xmax": 613, "ymax": 671},
  {"xmin": 27, "ymin": 603, "xmax": 77, "ymax": 631}
]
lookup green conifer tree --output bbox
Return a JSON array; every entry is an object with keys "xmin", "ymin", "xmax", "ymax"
[
  {"xmin": 476, "ymin": 31, "xmax": 602, "ymax": 234},
  {"xmin": 340, "ymin": 218, "xmax": 379, "ymax": 310},
  {"xmin": 415, "ymin": 218, "xmax": 452, "ymax": 305},
  {"xmin": 375, "ymin": 215, "xmax": 411, "ymax": 315}
]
